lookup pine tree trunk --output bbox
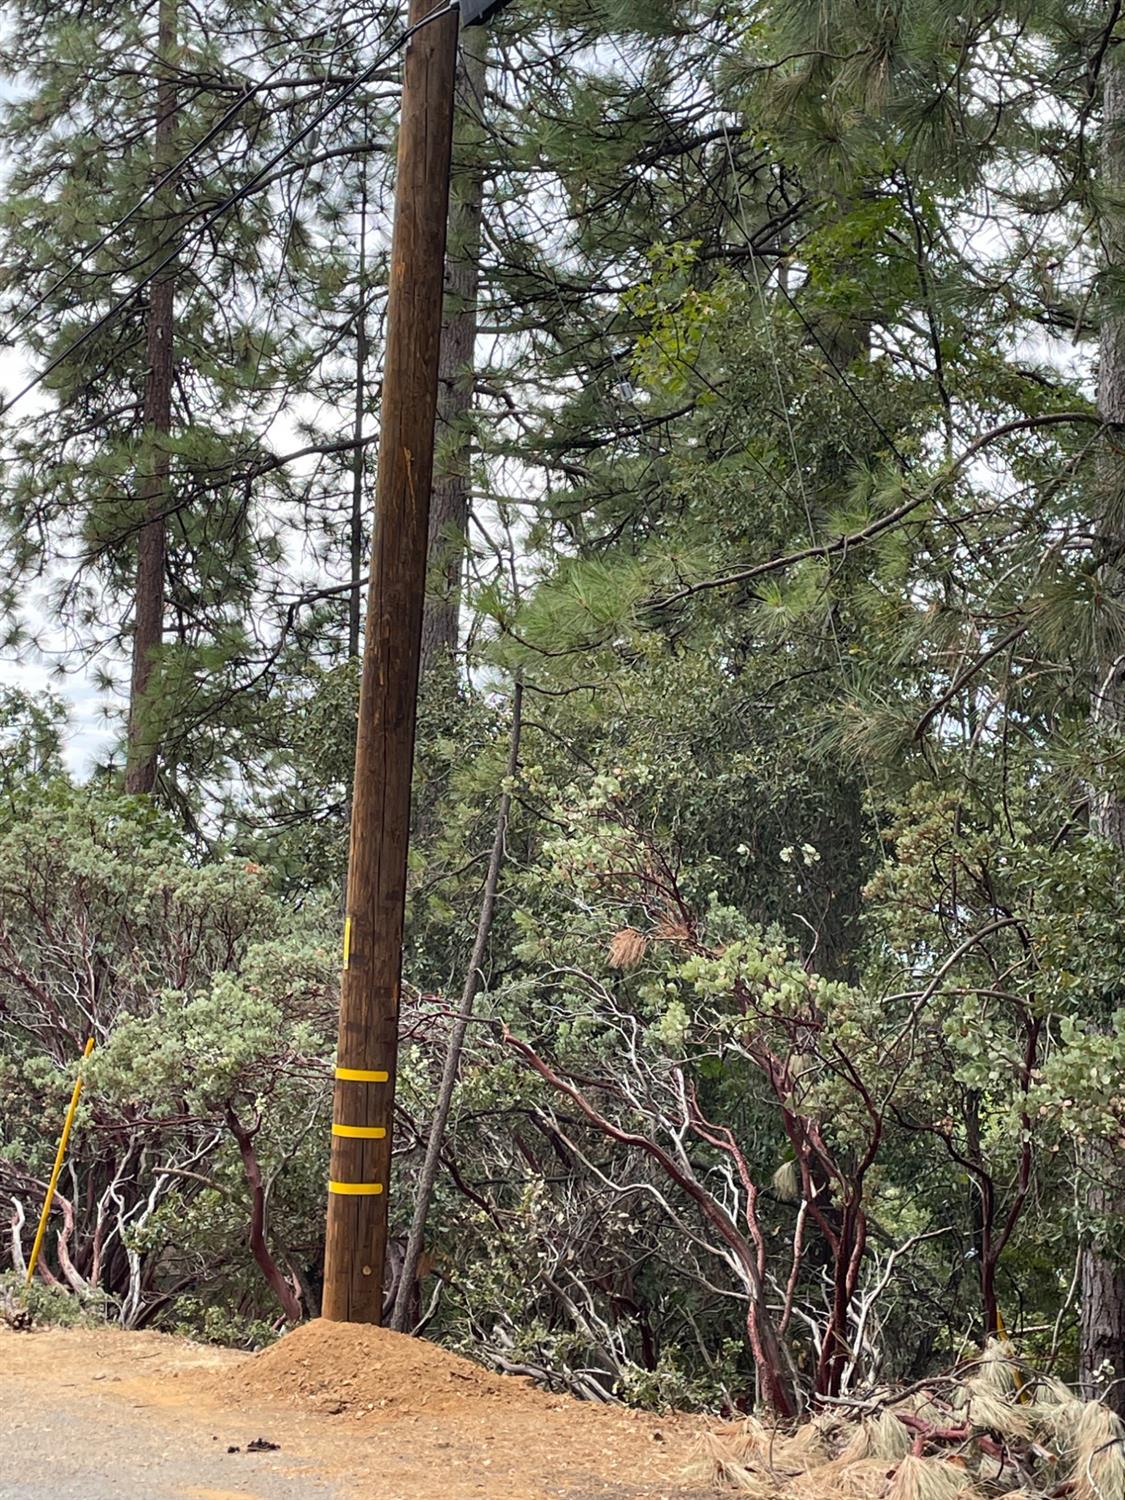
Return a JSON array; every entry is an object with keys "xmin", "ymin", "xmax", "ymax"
[
  {"xmin": 1082, "ymin": 1147, "xmax": 1125, "ymax": 1412},
  {"xmin": 125, "ymin": 0, "xmax": 177, "ymax": 796},
  {"xmin": 1082, "ymin": 43, "xmax": 1125, "ymax": 1416},
  {"xmin": 419, "ymin": 27, "xmax": 487, "ymax": 682}
]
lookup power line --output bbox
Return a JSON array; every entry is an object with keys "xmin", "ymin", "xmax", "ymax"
[
  {"xmin": 186, "ymin": 9, "xmax": 360, "ymax": 491},
  {"xmin": 1, "ymin": 54, "xmax": 291, "ymax": 349},
  {"xmin": 0, "ymin": 2, "xmax": 460, "ymax": 421}
]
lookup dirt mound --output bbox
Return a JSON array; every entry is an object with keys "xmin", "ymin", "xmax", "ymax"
[
  {"xmin": 217, "ymin": 1318, "xmax": 547, "ymax": 1420},
  {"xmin": 3, "ymin": 1326, "xmax": 708, "ymax": 1499}
]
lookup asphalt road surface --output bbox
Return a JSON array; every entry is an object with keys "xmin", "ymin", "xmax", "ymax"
[{"xmin": 0, "ymin": 1380, "xmax": 344, "ymax": 1500}]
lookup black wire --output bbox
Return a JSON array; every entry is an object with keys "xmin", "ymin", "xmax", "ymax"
[
  {"xmin": 1, "ymin": 54, "xmax": 291, "ymax": 349},
  {"xmin": 0, "ymin": 1, "xmax": 460, "ymax": 420}
]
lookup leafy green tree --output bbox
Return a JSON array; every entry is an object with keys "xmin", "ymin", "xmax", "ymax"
[{"xmin": 0, "ymin": 781, "xmax": 336, "ymax": 1329}]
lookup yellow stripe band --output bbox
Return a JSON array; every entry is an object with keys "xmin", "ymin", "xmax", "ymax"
[
  {"xmin": 335, "ymin": 1067, "xmax": 389, "ymax": 1083},
  {"xmin": 342, "ymin": 916, "xmax": 352, "ymax": 971},
  {"xmin": 332, "ymin": 1124, "xmax": 386, "ymax": 1140},
  {"xmin": 328, "ymin": 1180, "xmax": 384, "ymax": 1196}
]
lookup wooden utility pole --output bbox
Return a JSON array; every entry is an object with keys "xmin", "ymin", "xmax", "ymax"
[
  {"xmin": 322, "ymin": 0, "xmax": 461, "ymax": 1324},
  {"xmin": 125, "ymin": 0, "xmax": 177, "ymax": 796},
  {"xmin": 348, "ymin": 154, "xmax": 370, "ymax": 663}
]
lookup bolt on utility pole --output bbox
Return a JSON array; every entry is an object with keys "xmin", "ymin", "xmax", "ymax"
[{"xmin": 322, "ymin": 0, "xmax": 461, "ymax": 1325}]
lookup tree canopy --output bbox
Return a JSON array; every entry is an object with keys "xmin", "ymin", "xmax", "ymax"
[{"xmin": 3, "ymin": 0, "xmax": 1125, "ymax": 1421}]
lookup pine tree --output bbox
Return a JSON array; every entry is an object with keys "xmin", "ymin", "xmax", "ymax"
[
  {"xmin": 0, "ymin": 0, "xmax": 389, "ymax": 807},
  {"xmin": 420, "ymin": 23, "xmax": 488, "ymax": 682},
  {"xmin": 125, "ymin": 0, "xmax": 178, "ymax": 795},
  {"xmin": 1083, "ymin": 35, "xmax": 1125, "ymax": 1417}
]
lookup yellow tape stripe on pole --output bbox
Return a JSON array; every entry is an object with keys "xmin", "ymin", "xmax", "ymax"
[
  {"xmin": 331, "ymin": 1124, "xmax": 386, "ymax": 1140},
  {"xmin": 335, "ymin": 1067, "xmax": 389, "ymax": 1083},
  {"xmin": 328, "ymin": 1181, "xmax": 384, "ymax": 1196},
  {"xmin": 25, "ymin": 1037, "xmax": 94, "ymax": 1286}
]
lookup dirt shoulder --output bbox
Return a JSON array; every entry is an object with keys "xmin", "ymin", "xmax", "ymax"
[{"xmin": 0, "ymin": 1323, "xmax": 720, "ymax": 1500}]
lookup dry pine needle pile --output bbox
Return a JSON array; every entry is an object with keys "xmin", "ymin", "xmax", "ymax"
[{"xmin": 693, "ymin": 1343, "xmax": 1125, "ymax": 1500}]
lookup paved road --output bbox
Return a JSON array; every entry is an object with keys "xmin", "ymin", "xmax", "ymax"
[{"xmin": 0, "ymin": 1381, "xmax": 344, "ymax": 1500}]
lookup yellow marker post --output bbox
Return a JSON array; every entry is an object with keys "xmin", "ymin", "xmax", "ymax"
[{"xmin": 25, "ymin": 1037, "xmax": 94, "ymax": 1286}]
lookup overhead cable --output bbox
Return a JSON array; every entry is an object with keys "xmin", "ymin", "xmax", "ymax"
[{"xmin": 0, "ymin": 2, "xmax": 458, "ymax": 419}]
